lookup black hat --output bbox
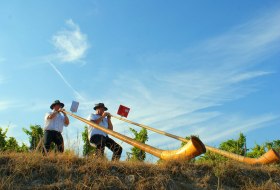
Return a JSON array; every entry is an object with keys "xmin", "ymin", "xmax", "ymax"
[
  {"xmin": 50, "ymin": 100, "xmax": 64, "ymax": 109},
  {"xmin": 94, "ymin": 103, "xmax": 108, "ymax": 111}
]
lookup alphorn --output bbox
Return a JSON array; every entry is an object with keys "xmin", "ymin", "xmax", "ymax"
[
  {"xmin": 111, "ymin": 114, "xmax": 280, "ymax": 164},
  {"xmin": 62, "ymin": 110, "xmax": 206, "ymax": 161}
]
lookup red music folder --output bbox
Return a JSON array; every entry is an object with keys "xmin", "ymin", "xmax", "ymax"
[{"xmin": 117, "ymin": 105, "xmax": 130, "ymax": 118}]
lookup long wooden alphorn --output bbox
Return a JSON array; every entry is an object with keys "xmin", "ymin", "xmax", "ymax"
[
  {"xmin": 111, "ymin": 114, "xmax": 280, "ymax": 164},
  {"xmin": 62, "ymin": 110, "xmax": 206, "ymax": 161}
]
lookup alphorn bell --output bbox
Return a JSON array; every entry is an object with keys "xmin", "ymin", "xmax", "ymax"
[
  {"xmin": 62, "ymin": 110, "xmax": 206, "ymax": 161},
  {"xmin": 111, "ymin": 114, "xmax": 280, "ymax": 165}
]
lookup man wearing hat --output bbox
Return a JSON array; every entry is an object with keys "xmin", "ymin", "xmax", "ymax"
[
  {"xmin": 44, "ymin": 100, "xmax": 70, "ymax": 153},
  {"xmin": 88, "ymin": 103, "xmax": 122, "ymax": 160}
]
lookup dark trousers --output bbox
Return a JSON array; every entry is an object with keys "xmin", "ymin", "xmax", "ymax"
[
  {"xmin": 90, "ymin": 134, "xmax": 122, "ymax": 161},
  {"xmin": 44, "ymin": 130, "xmax": 64, "ymax": 153}
]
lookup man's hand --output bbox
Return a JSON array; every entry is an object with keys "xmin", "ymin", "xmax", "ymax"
[
  {"xmin": 102, "ymin": 112, "xmax": 111, "ymax": 119},
  {"xmin": 58, "ymin": 108, "xmax": 67, "ymax": 116},
  {"xmin": 58, "ymin": 108, "xmax": 65, "ymax": 112},
  {"xmin": 48, "ymin": 110, "xmax": 58, "ymax": 119}
]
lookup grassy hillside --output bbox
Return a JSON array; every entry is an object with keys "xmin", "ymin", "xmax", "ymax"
[{"xmin": 0, "ymin": 152, "xmax": 279, "ymax": 190}]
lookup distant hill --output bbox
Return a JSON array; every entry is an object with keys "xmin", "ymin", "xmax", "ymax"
[{"xmin": 0, "ymin": 152, "xmax": 279, "ymax": 189}]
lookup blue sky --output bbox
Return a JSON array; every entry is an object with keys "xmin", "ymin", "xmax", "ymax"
[{"xmin": 0, "ymin": 1, "xmax": 280, "ymax": 161}]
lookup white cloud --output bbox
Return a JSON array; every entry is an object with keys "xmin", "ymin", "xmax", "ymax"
[
  {"xmin": 52, "ymin": 19, "xmax": 89, "ymax": 63},
  {"xmin": 136, "ymin": 113, "xmax": 280, "ymax": 152},
  {"xmin": 201, "ymin": 114, "xmax": 279, "ymax": 143},
  {"xmin": 229, "ymin": 71, "xmax": 273, "ymax": 83},
  {"xmin": 41, "ymin": 9, "xmax": 280, "ymax": 160},
  {"xmin": 106, "ymin": 8, "xmax": 280, "ymax": 150},
  {"xmin": 46, "ymin": 19, "xmax": 89, "ymax": 101},
  {"xmin": 0, "ymin": 99, "xmax": 53, "ymax": 113}
]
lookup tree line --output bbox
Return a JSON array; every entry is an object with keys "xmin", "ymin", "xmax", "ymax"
[
  {"xmin": 0, "ymin": 124, "xmax": 279, "ymax": 162},
  {"xmin": 0, "ymin": 124, "xmax": 148, "ymax": 161},
  {"xmin": 181, "ymin": 133, "xmax": 280, "ymax": 162}
]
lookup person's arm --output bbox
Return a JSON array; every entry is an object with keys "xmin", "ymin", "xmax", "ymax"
[
  {"xmin": 55, "ymin": 108, "xmax": 70, "ymax": 127},
  {"xmin": 107, "ymin": 113, "xmax": 113, "ymax": 130},
  {"xmin": 47, "ymin": 111, "xmax": 59, "ymax": 119},
  {"xmin": 92, "ymin": 112, "xmax": 109, "ymax": 124},
  {"xmin": 60, "ymin": 109, "xmax": 69, "ymax": 126}
]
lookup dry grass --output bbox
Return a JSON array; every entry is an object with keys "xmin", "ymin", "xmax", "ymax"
[{"xmin": 0, "ymin": 152, "xmax": 279, "ymax": 190}]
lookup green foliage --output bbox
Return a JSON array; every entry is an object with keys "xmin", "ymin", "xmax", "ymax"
[
  {"xmin": 5, "ymin": 137, "xmax": 20, "ymax": 151},
  {"xmin": 246, "ymin": 140, "xmax": 280, "ymax": 158},
  {"xmin": 18, "ymin": 143, "xmax": 29, "ymax": 152},
  {"xmin": 197, "ymin": 133, "xmax": 280, "ymax": 162},
  {"xmin": 22, "ymin": 125, "xmax": 44, "ymax": 150},
  {"xmin": 181, "ymin": 135, "xmax": 202, "ymax": 147},
  {"xmin": 219, "ymin": 133, "xmax": 247, "ymax": 155},
  {"xmin": 180, "ymin": 136, "xmax": 191, "ymax": 147},
  {"xmin": 197, "ymin": 133, "xmax": 247, "ymax": 162},
  {"xmin": 247, "ymin": 144, "xmax": 266, "ymax": 158},
  {"xmin": 265, "ymin": 140, "xmax": 280, "ymax": 152},
  {"xmin": 127, "ymin": 128, "xmax": 148, "ymax": 161},
  {"xmin": 0, "ymin": 128, "xmax": 8, "ymax": 151},
  {"xmin": 82, "ymin": 126, "xmax": 96, "ymax": 156},
  {"xmin": 0, "ymin": 127, "xmax": 28, "ymax": 152},
  {"xmin": 180, "ymin": 135, "xmax": 225, "ymax": 163},
  {"xmin": 197, "ymin": 150, "xmax": 227, "ymax": 163}
]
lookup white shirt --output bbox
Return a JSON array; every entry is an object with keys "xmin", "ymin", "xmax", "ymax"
[
  {"xmin": 44, "ymin": 111, "xmax": 68, "ymax": 133},
  {"xmin": 87, "ymin": 113, "xmax": 108, "ymax": 140}
]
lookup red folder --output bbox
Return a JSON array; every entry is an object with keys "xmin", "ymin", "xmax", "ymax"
[{"xmin": 117, "ymin": 105, "xmax": 130, "ymax": 118}]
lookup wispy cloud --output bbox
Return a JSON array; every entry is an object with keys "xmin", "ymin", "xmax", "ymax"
[
  {"xmin": 108, "ymin": 8, "xmax": 280, "ymax": 147},
  {"xmin": 52, "ymin": 19, "xmax": 90, "ymax": 63},
  {"xmin": 144, "ymin": 113, "xmax": 280, "ymax": 153},
  {"xmin": 48, "ymin": 61, "xmax": 85, "ymax": 101},
  {"xmin": 40, "ymin": 9, "xmax": 280, "ymax": 159},
  {"xmin": 201, "ymin": 114, "xmax": 279, "ymax": 143},
  {"xmin": 230, "ymin": 71, "xmax": 273, "ymax": 83},
  {"xmin": 0, "ymin": 100, "xmax": 49, "ymax": 112},
  {"xmin": 45, "ymin": 19, "xmax": 89, "ymax": 101}
]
